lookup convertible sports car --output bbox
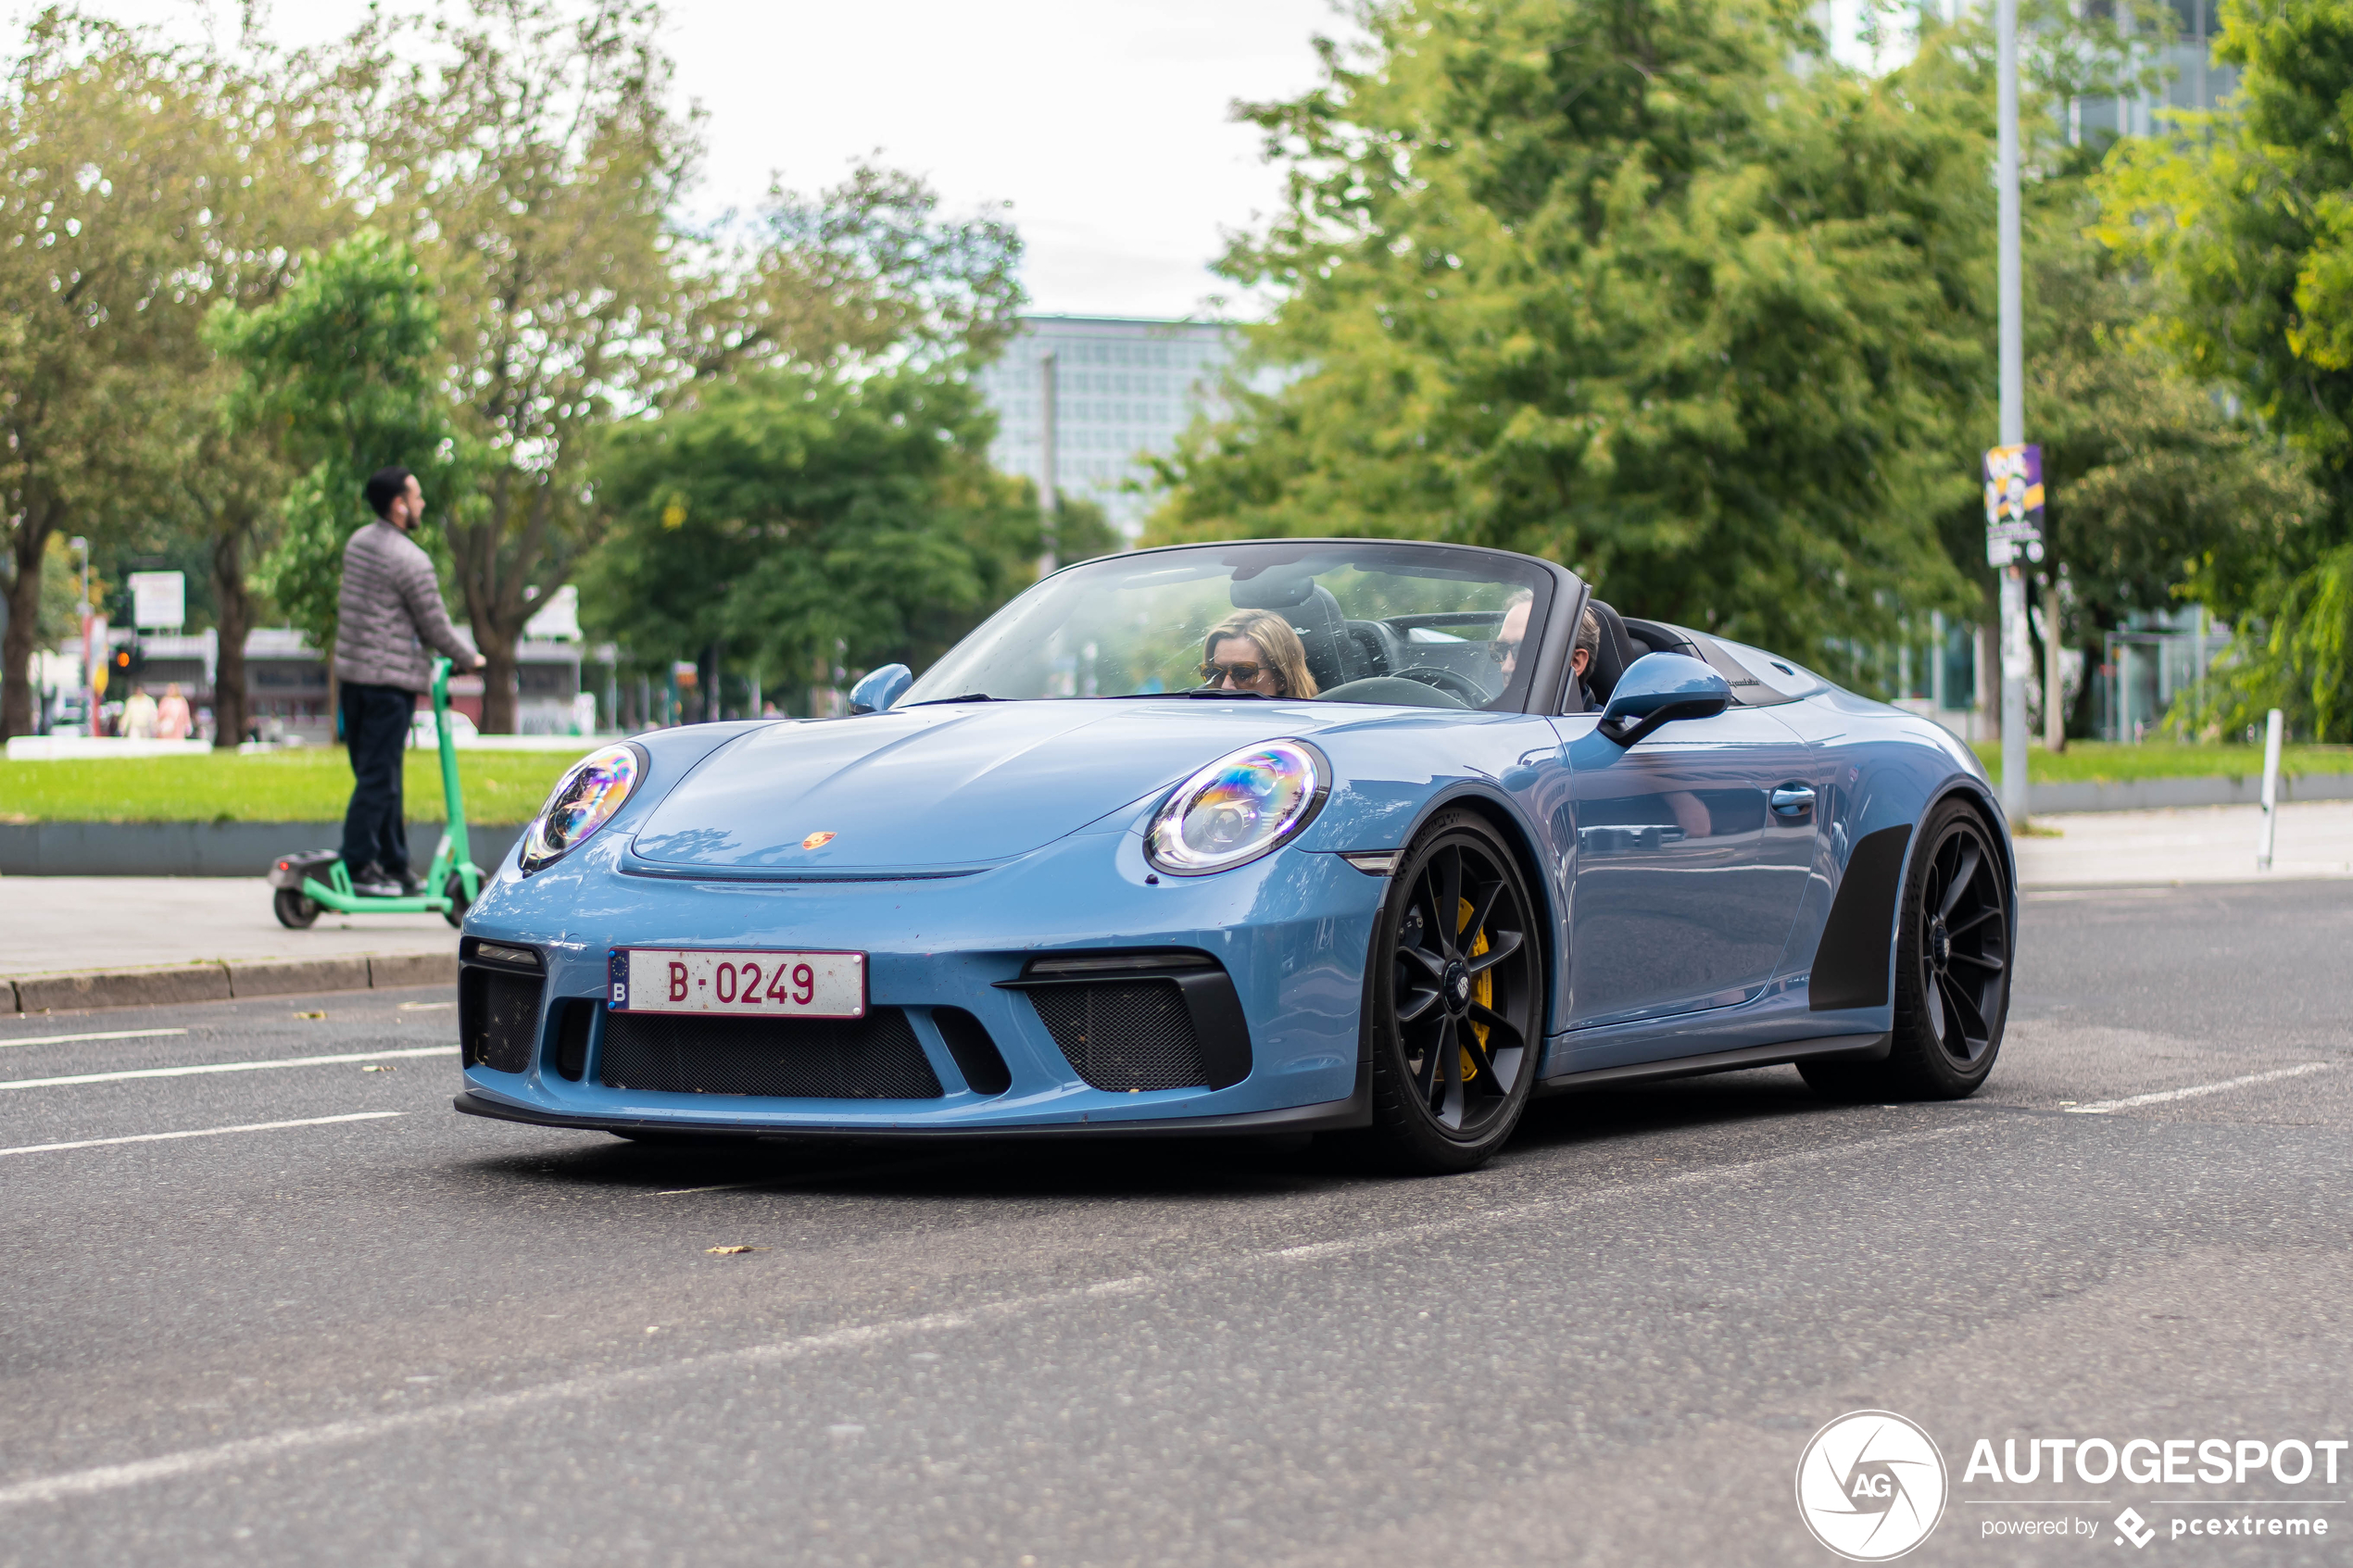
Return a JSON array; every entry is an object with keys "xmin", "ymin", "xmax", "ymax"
[{"xmin": 454, "ymin": 539, "xmax": 2014, "ymax": 1172}]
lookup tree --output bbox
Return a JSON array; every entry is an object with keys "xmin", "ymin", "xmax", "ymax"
[
  {"xmin": 2095, "ymin": 0, "xmax": 2353, "ymax": 737},
  {"xmin": 324, "ymin": 0, "xmax": 695, "ymax": 731},
  {"xmin": 579, "ymin": 366, "xmax": 1038, "ymax": 708},
  {"xmin": 0, "ymin": 14, "xmax": 228, "ymax": 736},
  {"xmin": 1141, "ymin": 0, "xmax": 1997, "ymax": 667},
  {"xmin": 207, "ymin": 230, "xmax": 458, "ymax": 664}
]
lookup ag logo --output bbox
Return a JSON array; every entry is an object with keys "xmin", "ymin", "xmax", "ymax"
[{"xmin": 1794, "ymin": 1410, "xmax": 1948, "ymax": 1561}]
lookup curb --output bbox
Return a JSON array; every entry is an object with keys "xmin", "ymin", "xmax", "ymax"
[{"xmin": 5, "ymin": 951, "xmax": 458, "ymax": 1014}]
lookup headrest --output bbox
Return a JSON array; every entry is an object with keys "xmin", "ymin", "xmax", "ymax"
[{"xmin": 1229, "ymin": 571, "xmax": 1316, "ymax": 609}]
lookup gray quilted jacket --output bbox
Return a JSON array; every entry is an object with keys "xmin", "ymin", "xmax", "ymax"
[{"xmin": 333, "ymin": 521, "xmax": 473, "ymax": 692}]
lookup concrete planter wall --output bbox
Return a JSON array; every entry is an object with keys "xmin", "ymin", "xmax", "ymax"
[{"xmin": 0, "ymin": 821, "xmax": 524, "ymax": 877}]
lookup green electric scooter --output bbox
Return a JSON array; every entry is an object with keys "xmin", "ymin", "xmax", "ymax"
[{"xmin": 267, "ymin": 657, "xmax": 484, "ymax": 931}]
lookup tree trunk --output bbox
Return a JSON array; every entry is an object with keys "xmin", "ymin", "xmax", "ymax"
[
  {"xmin": 211, "ymin": 525, "xmax": 252, "ymax": 750},
  {"xmin": 479, "ymin": 625, "xmax": 518, "ymax": 734},
  {"xmin": 1, "ymin": 515, "xmax": 54, "ymax": 740}
]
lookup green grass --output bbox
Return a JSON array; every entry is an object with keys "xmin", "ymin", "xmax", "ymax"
[
  {"xmin": 1970, "ymin": 739, "xmax": 2353, "ymax": 785},
  {"xmin": 0, "ymin": 747, "xmax": 578, "ymax": 823}
]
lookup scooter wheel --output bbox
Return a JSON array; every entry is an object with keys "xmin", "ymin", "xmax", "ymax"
[
  {"xmin": 442, "ymin": 872, "xmax": 472, "ymax": 929},
  {"xmin": 273, "ymin": 888, "xmax": 321, "ymax": 930}
]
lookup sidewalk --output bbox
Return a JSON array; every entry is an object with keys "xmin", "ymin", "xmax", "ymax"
[
  {"xmin": 2015, "ymin": 798, "xmax": 2353, "ymax": 887},
  {"xmin": 2, "ymin": 876, "xmax": 458, "ymax": 1012}
]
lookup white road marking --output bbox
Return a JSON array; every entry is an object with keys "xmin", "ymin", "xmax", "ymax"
[
  {"xmin": 0, "ymin": 1119, "xmax": 2000, "ymax": 1512},
  {"xmin": 2064, "ymin": 1061, "xmax": 2334, "ymax": 1114},
  {"xmin": 0, "ymin": 1028, "xmax": 189, "ymax": 1050},
  {"xmin": 0, "ymin": 1045, "xmax": 455, "ymax": 1092},
  {"xmin": 0, "ymin": 1112, "xmax": 406, "ymax": 1159}
]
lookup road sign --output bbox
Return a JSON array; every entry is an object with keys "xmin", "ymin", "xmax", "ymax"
[
  {"xmin": 1983, "ymin": 445, "xmax": 2045, "ymax": 566},
  {"xmin": 127, "ymin": 571, "xmax": 185, "ymax": 630}
]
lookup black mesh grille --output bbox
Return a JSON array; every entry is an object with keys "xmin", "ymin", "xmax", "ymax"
[
  {"xmin": 461, "ymin": 968, "xmax": 543, "ymax": 1074},
  {"xmin": 598, "ymin": 1008, "xmax": 941, "ymax": 1099},
  {"xmin": 1029, "ymin": 980, "xmax": 1208, "ymax": 1091}
]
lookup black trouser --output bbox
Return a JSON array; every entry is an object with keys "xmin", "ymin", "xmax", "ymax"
[{"xmin": 340, "ymin": 682, "xmax": 417, "ymax": 876}]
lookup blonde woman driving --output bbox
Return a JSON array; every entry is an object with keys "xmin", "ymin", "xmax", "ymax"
[{"xmin": 1198, "ymin": 609, "xmax": 1319, "ymax": 698}]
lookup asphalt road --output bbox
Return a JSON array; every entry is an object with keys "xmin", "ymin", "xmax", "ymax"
[{"xmin": 4, "ymin": 881, "xmax": 2350, "ymax": 1566}]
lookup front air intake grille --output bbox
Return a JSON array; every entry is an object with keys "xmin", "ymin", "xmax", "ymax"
[
  {"xmin": 1028, "ymin": 980, "xmax": 1209, "ymax": 1092},
  {"xmin": 460, "ymin": 967, "xmax": 544, "ymax": 1074},
  {"xmin": 598, "ymin": 1008, "xmax": 942, "ymax": 1099}
]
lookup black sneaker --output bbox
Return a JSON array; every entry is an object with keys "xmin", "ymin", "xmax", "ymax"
[
  {"xmin": 349, "ymin": 861, "xmax": 400, "ymax": 897},
  {"xmin": 394, "ymin": 868, "xmax": 425, "ymax": 897}
]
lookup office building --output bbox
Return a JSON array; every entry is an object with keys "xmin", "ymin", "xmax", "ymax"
[{"xmin": 974, "ymin": 315, "xmax": 1239, "ymax": 534}]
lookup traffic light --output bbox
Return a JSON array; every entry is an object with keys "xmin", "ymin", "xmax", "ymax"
[{"xmin": 107, "ymin": 641, "xmax": 143, "ymax": 682}]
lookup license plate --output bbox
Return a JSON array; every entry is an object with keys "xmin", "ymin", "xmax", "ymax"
[{"xmin": 609, "ymin": 948, "xmax": 865, "ymax": 1018}]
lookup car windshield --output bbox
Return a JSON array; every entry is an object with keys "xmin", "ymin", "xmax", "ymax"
[{"xmin": 903, "ymin": 541, "xmax": 1559, "ymax": 710}]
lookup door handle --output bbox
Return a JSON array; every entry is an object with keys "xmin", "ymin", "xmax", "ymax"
[{"xmin": 1770, "ymin": 785, "xmax": 1816, "ymax": 816}]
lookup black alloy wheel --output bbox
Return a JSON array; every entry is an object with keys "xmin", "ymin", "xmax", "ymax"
[
  {"xmin": 1803, "ymin": 799, "xmax": 2010, "ymax": 1101},
  {"xmin": 272, "ymin": 888, "xmax": 321, "ymax": 930},
  {"xmin": 1363, "ymin": 809, "xmax": 1544, "ymax": 1173}
]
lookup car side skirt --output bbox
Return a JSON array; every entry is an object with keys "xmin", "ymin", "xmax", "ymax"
[{"xmin": 1538, "ymin": 1032, "xmax": 1890, "ymax": 1092}]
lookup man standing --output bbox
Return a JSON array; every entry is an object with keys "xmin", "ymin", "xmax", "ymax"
[{"xmin": 334, "ymin": 467, "xmax": 481, "ymax": 897}]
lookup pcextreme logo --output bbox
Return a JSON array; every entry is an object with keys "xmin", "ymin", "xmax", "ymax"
[{"xmin": 1795, "ymin": 1410, "xmax": 1951, "ymax": 1562}]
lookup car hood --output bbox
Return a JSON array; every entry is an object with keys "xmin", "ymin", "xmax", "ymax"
[{"xmin": 627, "ymin": 700, "xmax": 1361, "ymax": 874}]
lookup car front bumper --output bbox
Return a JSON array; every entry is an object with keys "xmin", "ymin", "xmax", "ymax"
[{"xmin": 452, "ymin": 812, "xmax": 1383, "ymax": 1136}]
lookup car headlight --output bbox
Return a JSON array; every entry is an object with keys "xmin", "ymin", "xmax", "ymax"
[
  {"xmin": 1146, "ymin": 740, "xmax": 1329, "ymax": 875},
  {"xmin": 519, "ymin": 743, "xmax": 645, "ymax": 874}
]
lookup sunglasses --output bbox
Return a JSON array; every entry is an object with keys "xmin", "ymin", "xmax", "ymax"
[
  {"xmin": 1198, "ymin": 660, "xmax": 1271, "ymax": 684},
  {"xmin": 1485, "ymin": 638, "xmax": 1522, "ymax": 665}
]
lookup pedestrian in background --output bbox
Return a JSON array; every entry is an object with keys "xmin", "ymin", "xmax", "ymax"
[
  {"xmin": 333, "ymin": 466, "xmax": 482, "ymax": 897},
  {"xmin": 155, "ymin": 682, "xmax": 193, "ymax": 740},
  {"xmin": 120, "ymin": 684, "xmax": 158, "ymax": 739}
]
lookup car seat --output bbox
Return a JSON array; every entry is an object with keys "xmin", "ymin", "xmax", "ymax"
[{"xmin": 1582, "ymin": 599, "xmax": 1642, "ymax": 707}]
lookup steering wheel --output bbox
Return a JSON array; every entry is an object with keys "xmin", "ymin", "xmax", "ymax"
[{"xmin": 1393, "ymin": 664, "xmax": 1488, "ymax": 704}]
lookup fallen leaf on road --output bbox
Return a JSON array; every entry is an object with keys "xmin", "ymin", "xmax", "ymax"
[
  {"xmin": 361, "ymin": 1064, "xmax": 396, "ymax": 1073},
  {"xmin": 705, "ymin": 1244, "xmax": 768, "ymax": 1256},
  {"xmin": 293, "ymin": 1011, "xmax": 326, "ymax": 1020}
]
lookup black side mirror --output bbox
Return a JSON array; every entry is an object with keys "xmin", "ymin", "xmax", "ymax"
[{"xmin": 1597, "ymin": 653, "xmax": 1732, "ymax": 746}]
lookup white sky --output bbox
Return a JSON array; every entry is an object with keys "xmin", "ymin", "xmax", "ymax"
[{"xmin": 44, "ymin": 0, "xmax": 1360, "ymax": 320}]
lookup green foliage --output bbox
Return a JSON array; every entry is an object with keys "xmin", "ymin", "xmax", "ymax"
[
  {"xmin": 579, "ymin": 367, "xmax": 1040, "ymax": 694},
  {"xmin": 2095, "ymin": 0, "xmax": 2353, "ymax": 737},
  {"xmin": 1143, "ymin": 0, "xmax": 1999, "ymax": 666},
  {"xmin": 206, "ymin": 231, "xmax": 459, "ymax": 651}
]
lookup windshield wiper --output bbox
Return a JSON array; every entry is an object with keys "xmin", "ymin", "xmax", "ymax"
[{"xmin": 902, "ymin": 693, "xmax": 999, "ymax": 706}]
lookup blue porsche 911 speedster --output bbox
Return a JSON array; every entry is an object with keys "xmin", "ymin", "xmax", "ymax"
[{"xmin": 453, "ymin": 539, "xmax": 2014, "ymax": 1171}]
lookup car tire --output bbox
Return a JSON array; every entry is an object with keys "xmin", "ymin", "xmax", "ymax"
[
  {"xmin": 272, "ymin": 888, "xmax": 321, "ymax": 930},
  {"xmin": 1360, "ymin": 809, "xmax": 1545, "ymax": 1173},
  {"xmin": 1801, "ymin": 798, "xmax": 2010, "ymax": 1102}
]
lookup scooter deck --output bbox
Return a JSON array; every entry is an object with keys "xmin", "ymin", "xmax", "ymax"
[{"xmin": 297, "ymin": 877, "xmax": 453, "ymax": 916}]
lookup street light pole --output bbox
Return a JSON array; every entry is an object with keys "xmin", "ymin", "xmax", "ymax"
[
  {"xmin": 1996, "ymin": 0, "xmax": 2030, "ymax": 823},
  {"xmin": 1037, "ymin": 350, "xmax": 1060, "ymax": 580}
]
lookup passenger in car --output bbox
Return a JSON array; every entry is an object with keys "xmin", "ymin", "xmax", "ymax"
[
  {"xmin": 1566, "ymin": 605, "xmax": 1601, "ymax": 710},
  {"xmin": 1198, "ymin": 609, "xmax": 1320, "ymax": 698},
  {"xmin": 1491, "ymin": 593, "xmax": 1602, "ymax": 709}
]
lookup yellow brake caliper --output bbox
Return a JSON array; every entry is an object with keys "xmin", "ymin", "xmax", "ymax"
[{"xmin": 1458, "ymin": 897, "xmax": 1491, "ymax": 1080}]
